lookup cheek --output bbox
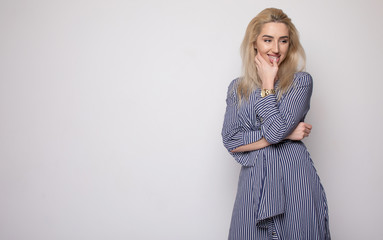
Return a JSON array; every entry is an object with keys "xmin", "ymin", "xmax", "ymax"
[
  {"xmin": 256, "ymin": 46, "xmax": 269, "ymax": 57},
  {"xmin": 281, "ymin": 45, "xmax": 289, "ymax": 56},
  {"xmin": 258, "ymin": 52, "xmax": 269, "ymax": 62},
  {"xmin": 255, "ymin": 41, "xmax": 267, "ymax": 53},
  {"xmin": 280, "ymin": 47, "xmax": 289, "ymax": 59}
]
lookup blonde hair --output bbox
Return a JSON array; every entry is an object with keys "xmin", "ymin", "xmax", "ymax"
[{"xmin": 238, "ymin": 8, "xmax": 306, "ymax": 101}]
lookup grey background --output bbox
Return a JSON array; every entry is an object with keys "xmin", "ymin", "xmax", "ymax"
[{"xmin": 1, "ymin": 0, "xmax": 382, "ymax": 239}]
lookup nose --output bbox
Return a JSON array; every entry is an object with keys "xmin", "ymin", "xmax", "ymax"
[{"xmin": 272, "ymin": 41, "xmax": 279, "ymax": 53}]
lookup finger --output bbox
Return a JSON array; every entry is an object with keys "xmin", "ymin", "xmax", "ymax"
[
  {"xmin": 299, "ymin": 122, "xmax": 306, "ymax": 127},
  {"xmin": 256, "ymin": 53, "xmax": 265, "ymax": 66},
  {"xmin": 272, "ymin": 58, "xmax": 278, "ymax": 67}
]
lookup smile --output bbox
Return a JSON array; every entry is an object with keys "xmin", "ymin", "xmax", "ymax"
[{"xmin": 267, "ymin": 54, "xmax": 281, "ymax": 63}]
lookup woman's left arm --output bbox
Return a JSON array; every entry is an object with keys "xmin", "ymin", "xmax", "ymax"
[{"xmin": 255, "ymin": 72, "xmax": 313, "ymax": 144}]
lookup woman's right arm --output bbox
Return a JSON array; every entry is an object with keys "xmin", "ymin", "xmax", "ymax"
[
  {"xmin": 221, "ymin": 79, "xmax": 264, "ymax": 166},
  {"xmin": 231, "ymin": 138, "xmax": 270, "ymax": 153},
  {"xmin": 230, "ymin": 122, "xmax": 312, "ymax": 153},
  {"xmin": 221, "ymin": 80, "xmax": 263, "ymax": 152}
]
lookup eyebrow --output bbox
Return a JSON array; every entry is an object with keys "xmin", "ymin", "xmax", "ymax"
[{"xmin": 262, "ymin": 35, "xmax": 289, "ymax": 39}]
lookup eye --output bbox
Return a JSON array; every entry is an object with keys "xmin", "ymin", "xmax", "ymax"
[
  {"xmin": 280, "ymin": 39, "xmax": 289, "ymax": 44},
  {"xmin": 264, "ymin": 39, "xmax": 272, "ymax": 43}
]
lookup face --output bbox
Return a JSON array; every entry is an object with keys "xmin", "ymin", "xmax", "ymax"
[{"xmin": 255, "ymin": 22, "xmax": 289, "ymax": 65}]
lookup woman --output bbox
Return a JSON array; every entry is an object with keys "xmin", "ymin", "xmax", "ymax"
[{"xmin": 222, "ymin": 8, "xmax": 330, "ymax": 240}]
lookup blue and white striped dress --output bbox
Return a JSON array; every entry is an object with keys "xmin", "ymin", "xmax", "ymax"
[{"xmin": 222, "ymin": 72, "xmax": 330, "ymax": 240}]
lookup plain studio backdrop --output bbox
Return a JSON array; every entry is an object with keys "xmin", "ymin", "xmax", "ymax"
[{"xmin": 1, "ymin": 0, "xmax": 382, "ymax": 239}]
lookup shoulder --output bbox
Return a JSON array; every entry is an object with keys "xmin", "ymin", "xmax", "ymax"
[
  {"xmin": 293, "ymin": 72, "xmax": 313, "ymax": 87},
  {"xmin": 226, "ymin": 77, "xmax": 241, "ymax": 97},
  {"xmin": 225, "ymin": 78, "xmax": 240, "ymax": 104},
  {"xmin": 228, "ymin": 77, "xmax": 241, "ymax": 91}
]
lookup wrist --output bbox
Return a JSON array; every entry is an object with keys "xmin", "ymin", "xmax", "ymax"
[
  {"xmin": 260, "ymin": 138, "xmax": 270, "ymax": 148},
  {"xmin": 262, "ymin": 83, "xmax": 274, "ymax": 89},
  {"xmin": 262, "ymin": 79, "xmax": 274, "ymax": 89}
]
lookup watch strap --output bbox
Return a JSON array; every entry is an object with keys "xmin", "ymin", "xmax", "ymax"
[{"xmin": 261, "ymin": 89, "xmax": 275, "ymax": 98}]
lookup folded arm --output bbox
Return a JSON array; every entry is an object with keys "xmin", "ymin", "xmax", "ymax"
[
  {"xmin": 231, "ymin": 122, "xmax": 312, "ymax": 152},
  {"xmin": 255, "ymin": 72, "xmax": 313, "ymax": 144},
  {"xmin": 221, "ymin": 79, "xmax": 264, "ymax": 165},
  {"xmin": 222, "ymin": 75, "xmax": 313, "ymax": 164}
]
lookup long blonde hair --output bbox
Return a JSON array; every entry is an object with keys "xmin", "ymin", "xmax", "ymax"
[{"xmin": 238, "ymin": 8, "xmax": 306, "ymax": 101}]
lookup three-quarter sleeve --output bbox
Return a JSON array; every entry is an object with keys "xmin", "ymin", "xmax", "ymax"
[
  {"xmin": 254, "ymin": 72, "xmax": 313, "ymax": 144},
  {"xmin": 222, "ymin": 79, "xmax": 263, "ymax": 166}
]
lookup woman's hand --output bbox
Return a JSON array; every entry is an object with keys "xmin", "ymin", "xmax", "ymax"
[
  {"xmin": 285, "ymin": 122, "xmax": 312, "ymax": 141},
  {"xmin": 254, "ymin": 52, "xmax": 278, "ymax": 89}
]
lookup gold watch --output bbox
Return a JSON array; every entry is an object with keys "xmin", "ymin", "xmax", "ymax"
[{"xmin": 261, "ymin": 89, "xmax": 275, "ymax": 98}]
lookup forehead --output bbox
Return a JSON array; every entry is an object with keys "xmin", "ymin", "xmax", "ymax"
[{"xmin": 259, "ymin": 22, "xmax": 289, "ymax": 37}]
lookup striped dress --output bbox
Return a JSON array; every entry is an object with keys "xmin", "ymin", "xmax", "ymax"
[{"xmin": 222, "ymin": 72, "xmax": 330, "ymax": 240}]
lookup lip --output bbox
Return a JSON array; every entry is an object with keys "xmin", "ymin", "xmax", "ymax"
[{"xmin": 267, "ymin": 54, "xmax": 281, "ymax": 63}]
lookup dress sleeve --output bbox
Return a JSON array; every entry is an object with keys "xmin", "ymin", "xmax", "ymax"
[
  {"xmin": 221, "ymin": 79, "xmax": 263, "ymax": 166},
  {"xmin": 254, "ymin": 72, "xmax": 313, "ymax": 144}
]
